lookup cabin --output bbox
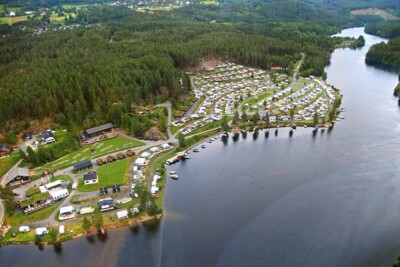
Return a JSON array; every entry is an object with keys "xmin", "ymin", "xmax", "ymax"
[
  {"xmin": 0, "ymin": 143, "xmax": 11, "ymax": 158},
  {"xmin": 19, "ymin": 192, "xmax": 52, "ymax": 214},
  {"xmin": 270, "ymin": 63, "xmax": 284, "ymax": 71},
  {"xmin": 73, "ymin": 160, "xmax": 93, "ymax": 172},
  {"xmin": 83, "ymin": 171, "xmax": 98, "ymax": 185},
  {"xmin": 85, "ymin": 123, "xmax": 116, "ymax": 138},
  {"xmin": 6, "ymin": 167, "xmax": 30, "ymax": 188},
  {"xmin": 162, "ymin": 143, "xmax": 171, "ymax": 150}
]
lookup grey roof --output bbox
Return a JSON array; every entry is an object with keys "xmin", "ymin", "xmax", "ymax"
[
  {"xmin": 6, "ymin": 167, "xmax": 29, "ymax": 184},
  {"xmin": 85, "ymin": 123, "xmax": 116, "ymax": 135},
  {"xmin": 83, "ymin": 172, "xmax": 98, "ymax": 181},
  {"xmin": 73, "ymin": 160, "xmax": 93, "ymax": 171}
]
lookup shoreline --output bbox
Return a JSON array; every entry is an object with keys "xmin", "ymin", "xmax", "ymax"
[{"xmin": 0, "ymin": 213, "xmax": 161, "ymax": 247}]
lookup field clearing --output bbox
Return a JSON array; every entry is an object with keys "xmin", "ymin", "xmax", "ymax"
[
  {"xmin": 0, "ymin": 4, "xmax": 5, "ymax": 13},
  {"xmin": 200, "ymin": 0, "xmax": 219, "ymax": 5},
  {"xmin": 38, "ymin": 136, "xmax": 144, "ymax": 173},
  {"xmin": 77, "ymin": 157, "xmax": 131, "ymax": 192},
  {"xmin": 0, "ymin": 16, "xmax": 28, "ymax": 24}
]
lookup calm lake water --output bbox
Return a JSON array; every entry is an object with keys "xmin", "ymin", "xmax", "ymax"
[{"xmin": 1, "ymin": 27, "xmax": 400, "ymax": 267}]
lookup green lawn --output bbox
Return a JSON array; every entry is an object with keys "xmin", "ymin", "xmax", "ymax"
[
  {"xmin": 6, "ymin": 201, "xmax": 63, "ymax": 226},
  {"xmin": 0, "ymin": 154, "xmax": 20, "ymax": 178},
  {"xmin": 39, "ymin": 136, "xmax": 144, "ymax": 172},
  {"xmin": 0, "ymin": 16, "xmax": 28, "ymax": 25},
  {"xmin": 291, "ymin": 79, "xmax": 313, "ymax": 91},
  {"xmin": 77, "ymin": 157, "xmax": 132, "ymax": 192},
  {"xmin": 0, "ymin": 4, "xmax": 5, "ymax": 13}
]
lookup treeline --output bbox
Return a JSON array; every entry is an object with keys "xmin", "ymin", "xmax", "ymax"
[
  {"xmin": 365, "ymin": 21, "xmax": 400, "ymax": 38},
  {"xmin": 365, "ymin": 37, "xmax": 400, "ymax": 70},
  {"xmin": 24, "ymin": 134, "xmax": 81, "ymax": 167}
]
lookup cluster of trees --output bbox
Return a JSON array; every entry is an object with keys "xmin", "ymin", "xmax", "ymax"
[
  {"xmin": 0, "ymin": 186, "xmax": 16, "ymax": 216},
  {"xmin": 365, "ymin": 22, "xmax": 400, "ymax": 38},
  {"xmin": 24, "ymin": 134, "xmax": 81, "ymax": 167},
  {"xmin": 366, "ymin": 37, "xmax": 400, "ymax": 70}
]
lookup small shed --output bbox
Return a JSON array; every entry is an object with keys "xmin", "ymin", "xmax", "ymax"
[
  {"xmin": 117, "ymin": 209, "xmax": 128, "ymax": 220},
  {"xmin": 73, "ymin": 160, "xmax": 93, "ymax": 172}
]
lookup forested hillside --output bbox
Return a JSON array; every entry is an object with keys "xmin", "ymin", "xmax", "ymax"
[{"xmin": 365, "ymin": 22, "xmax": 400, "ymax": 71}]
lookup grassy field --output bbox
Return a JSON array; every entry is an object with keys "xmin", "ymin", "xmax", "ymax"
[
  {"xmin": 0, "ymin": 154, "xmax": 20, "ymax": 178},
  {"xmin": 291, "ymin": 79, "xmax": 313, "ymax": 91},
  {"xmin": 6, "ymin": 201, "xmax": 63, "ymax": 226},
  {"xmin": 77, "ymin": 157, "xmax": 132, "ymax": 192},
  {"xmin": 0, "ymin": 16, "xmax": 28, "ymax": 24},
  {"xmin": 38, "ymin": 136, "xmax": 143, "ymax": 173},
  {"xmin": 62, "ymin": 4, "xmax": 89, "ymax": 9},
  {"xmin": 200, "ymin": 0, "xmax": 220, "ymax": 5},
  {"xmin": 0, "ymin": 4, "xmax": 5, "ymax": 13}
]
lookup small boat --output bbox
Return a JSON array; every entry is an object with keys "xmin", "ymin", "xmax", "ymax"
[
  {"xmin": 169, "ymin": 171, "xmax": 176, "ymax": 175},
  {"xmin": 193, "ymin": 148, "xmax": 199, "ymax": 152},
  {"xmin": 340, "ymin": 116, "xmax": 345, "ymax": 119},
  {"xmin": 201, "ymin": 144, "xmax": 206, "ymax": 149},
  {"xmin": 152, "ymin": 194, "xmax": 159, "ymax": 199},
  {"xmin": 291, "ymin": 124, "xmax": 297, "ymax": 129},
  {"xmin": 304, "ymin": 125, "xmax": 308, "ymax": 128},
  {"xmin": 183, "ymin": 155, "xmax": 191, "ymax": 159},
  {"xmin": 170, "ymin": 174, "xmax": 179, "ymax": 179},
  {"xmin": 100, "ymin": 228, "xmax": 106, "ymax": 235}
]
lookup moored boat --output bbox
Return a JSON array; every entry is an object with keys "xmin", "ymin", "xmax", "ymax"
[
  {"xmin": 169, "ymin": 171, "xmax": 176, "ymax": 175},
  {"xmin": 170, "ymin": 174, "xmax": 179, "ymax": 179}
]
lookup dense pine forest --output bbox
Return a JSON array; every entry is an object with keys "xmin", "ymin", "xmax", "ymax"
[{"xmin": 0, "ymin": 0, "xmax": 399, "ymax": 135}]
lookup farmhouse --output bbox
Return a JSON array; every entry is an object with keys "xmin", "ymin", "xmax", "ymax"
[
  {"xmin": 85, "ymin": 123, "xmax": 116, "ymax": 138},
  {"xmin": 83, "ymin": 171, "xmax": 98, "ymax": 185},
  {"xmin": 6, "ymin": 167, "xmax": 30, "ymax": 187},
  {"xmin": 73, "ymin": 160, "xmax": 93, "ymax": 172},
  {"xmin": 0, "ymin": 143, "xmax": 11, "ymax": 158}
]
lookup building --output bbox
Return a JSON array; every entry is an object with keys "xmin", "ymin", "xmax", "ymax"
[
  {"xmin": 45, "ymin": 180, "xmax": 62, "ymax": 190},
  {"xmin": 73, "ymin": 160, "xmax": 93, "ymax": 172},
  {"xmin": 0, "ymin": 143, "xmax": 11, "ymax": 158},
  {"xmin": 6, "ymin": 167, "xmax": 30, "ymax": 187},
  {"xmin": 83, "ymin": 171, "xmax": 98, "ymax": 185},
  {"xmin": 40, "ymin": 130, "xmax": 56, "ymax": 144},
  {"xmin": 85, "ymin": 123, "xmax": 116, "ymax": 138},
  {"xmin": 49, "ymin": 188, "xmax": 69, "ymax": 201},
  {"xmin": 97, "ymin": 198, "xmax": 115, "ymax": 212}
]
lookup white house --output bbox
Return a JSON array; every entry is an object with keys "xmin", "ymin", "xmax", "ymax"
[
  {"xmin": 9, "ymin": 11, "xmax": 16, "ymax": 16},
  {"xmin": 59, "ymin": 206, "xmax": 75, "ymax": 221},
  {"xmin": 83, "ymin": 171, "xmax": 98, "ymax": 185}
]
